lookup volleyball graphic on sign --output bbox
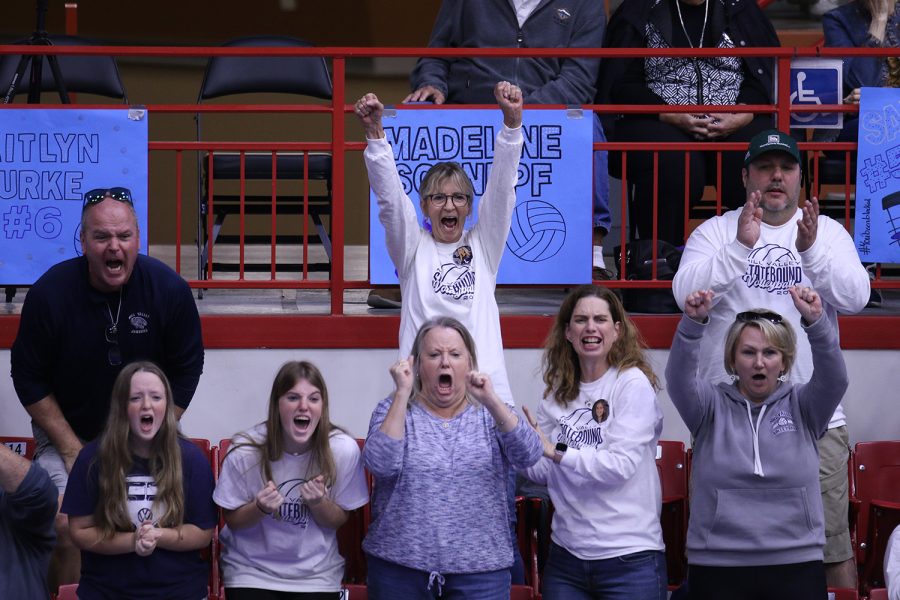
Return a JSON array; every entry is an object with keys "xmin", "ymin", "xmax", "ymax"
[{"xmin": 506, "ymin": 200, "xmax": 567, "ymax": 262}]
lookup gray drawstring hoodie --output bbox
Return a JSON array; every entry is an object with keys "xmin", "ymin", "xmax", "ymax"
[{"xmin": 665, "ymin": 314, "xmax": 848, "ymax": 567}]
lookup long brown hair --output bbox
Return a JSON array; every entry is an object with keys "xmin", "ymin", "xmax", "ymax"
[
  {"xmin": 94, "ymin": 361, "xmax": 184, "ymax": 539},
  {"xmin": 229, "ymin": 361, "xmax": 344, "ymax": 488},
  {"xmin": 542, "ymin": 285, "xmax": 660, "ymax": 405}
]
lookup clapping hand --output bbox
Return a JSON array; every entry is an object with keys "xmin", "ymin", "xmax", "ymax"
[
  {"xmin": 300, "ymin": 474, "xmax": 328, "ymax": 507},
  {"xmin": 134, "ymin": 522, "xmax": 161, "ymax": 557},
  {"xmin": 522, "ymin": 405, "xmax": 555, "ymax": 459},
  {"xmin": 255, "ymin": 480, "xmax": 284, "ymax": 516},
  {"xmin": 789, "ymin": 285, "xmax": 823, "ymax": 325},
  {"xmin": 795, "ymin": 196, "xmax": 819, "ymax": 253},
  {"xmin": 684, "ymin": 289, "xmax": 715, "ymax": 323},
  {"xmin": 736, "ymin": 192, "xmax": 763, "ymax": 248}
]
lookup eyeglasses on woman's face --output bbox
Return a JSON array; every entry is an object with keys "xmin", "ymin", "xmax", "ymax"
[{"xmin": 426, "ymin": 193, "xmax": 470, "ymax": 208}]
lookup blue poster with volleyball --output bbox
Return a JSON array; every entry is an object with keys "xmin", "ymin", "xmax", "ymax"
[
  {"xmin": 855, "ymin": 87, "xmax": 900, "ymax": 262},
  {"xmin": 0, "ymin": 108, "xmax": 149, "ymax": 283},
  {"xmin": 368, "ymin": 108, "xmax": 592, "ymax": 284}
]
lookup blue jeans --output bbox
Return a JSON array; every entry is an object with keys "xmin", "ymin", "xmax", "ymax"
[
  {"xmin": 542, "ymin": 542, "xmax": 667, "ymax": 600},
  {"xmin": 592, "ymin": 114, "xmax": 611, "ymax": 232},
  {"xmin": 366, "ymin": 554, "xmax": 510, "ymax": 600}
]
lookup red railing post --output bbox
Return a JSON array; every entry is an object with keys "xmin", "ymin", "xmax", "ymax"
[
  {"xmin": 206, "ymin": 152, "xmax": 215, "ymax": 281},
  {"xmin": 683, "ymin": 151, "xmax": 691, "ymax": 241},
  {"xmin": 239, "ymin": 152, "xmax": 246, "ymax": 280},
  {"xmin": 330, "ymin": 57, "xmax": 347, "ymax": 316},
  {"xmin": 302, "ymin": 151, "xmax": 310, "ymax": 280},
  {"xmin": 652, "ymin": 152, "xmax": 659, "ymax": 279},
  {"xmin": 64, "ymin": 3, "xmax": 78, "ymax": 35},
  {"xmin": 175, "ymin": 150, "xmax": 183, "ymax": 275},
  {"xmin": 271, "ymin": 152, "xmax": 278, "ymax": 280},
  {"xmin": 776, "ymin": 55, "xmax": 793, "ymax": 131}
]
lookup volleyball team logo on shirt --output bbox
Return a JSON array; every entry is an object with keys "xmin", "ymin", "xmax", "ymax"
[
  {"xmin": 770, "ymin": 409, "xmax": 798, "ymax": 436},
  {"xmin": 742, "ymin": 243, "xmax": 802, "ymax": 295},
  {"xmin": 128, "ymin": 312, "xmax": 150, "ymax": 334},
  {"xmin": 432, "ymin": 245, "xmax": 475, "ymax": 300},
  {"xmin": 556, "ymin": 401, "xmax": 609, "ymax": 449},
  {"xmin": 274, "ymin": 478, "xmax": 312, "ymax": 527}
]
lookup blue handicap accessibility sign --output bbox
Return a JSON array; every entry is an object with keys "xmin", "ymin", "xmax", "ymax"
[{"xmin": 790, "ymin": 58, "xmax": 843, "ymax": 129}]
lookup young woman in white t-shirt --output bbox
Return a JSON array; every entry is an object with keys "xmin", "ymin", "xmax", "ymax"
[{"xmin": 214, "ymin": 361, "xmax": 369, "ymax": 600}]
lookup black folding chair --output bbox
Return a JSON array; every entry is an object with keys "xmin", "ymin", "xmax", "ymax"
[{"xmin": 195, "ymin": 36, "xmax": 334, "ymax": 281}]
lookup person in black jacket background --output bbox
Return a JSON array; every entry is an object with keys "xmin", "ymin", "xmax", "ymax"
[{"xmin": 597, "ymin": 0, "xmax": 780, "ymax": 246}]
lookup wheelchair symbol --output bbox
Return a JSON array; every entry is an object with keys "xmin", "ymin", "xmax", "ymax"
[{"xmin": 790, "ymin": 72, "xmax": 822, "ymax": 123}]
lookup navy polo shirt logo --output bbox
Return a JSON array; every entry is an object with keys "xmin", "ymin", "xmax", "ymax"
[{"xmin": 128, "ymin": 312, "xmax": 150, "ymax": 334}]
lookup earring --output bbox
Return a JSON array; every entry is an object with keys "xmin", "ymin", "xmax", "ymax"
[
  {"xmin": 729, "ymin": 373, "xmax": 738, "ymax": 383},
  {"xmin": 777, "ymin": 372, "xmax": 787, "ymax": 383}
]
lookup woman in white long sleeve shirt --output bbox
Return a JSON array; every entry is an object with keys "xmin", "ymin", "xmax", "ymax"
[
  {"xmin": 522, "ymin": 285, "xmax": 666, "ymax": 600},
  {"xmin": 354, "ymin": 81, "xmax": 523, "ymax": 407}
]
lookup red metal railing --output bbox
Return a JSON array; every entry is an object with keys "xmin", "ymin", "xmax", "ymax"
[{"xmin": 0, "ymin": 44, "xmax": 898, "ymax": 348}]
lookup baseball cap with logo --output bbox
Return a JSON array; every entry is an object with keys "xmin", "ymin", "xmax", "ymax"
[{"xmin": 743, "ymin": 129, "xmax": 801, "ymax": 167}]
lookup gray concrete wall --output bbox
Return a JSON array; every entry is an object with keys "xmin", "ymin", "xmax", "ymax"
[{"xmin": 2, "ymin": 348, "xmax": 897, "ymax": 446}]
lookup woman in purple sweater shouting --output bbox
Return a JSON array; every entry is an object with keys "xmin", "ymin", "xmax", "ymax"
[{"xmin": 362, "ymin": 316, "xmax": 542, "ymax": 600}]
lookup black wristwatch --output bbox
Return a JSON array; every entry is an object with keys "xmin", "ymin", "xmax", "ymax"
[{"xmin": 554, "ymin": 442, "xmax": 567, "ymax": 464}]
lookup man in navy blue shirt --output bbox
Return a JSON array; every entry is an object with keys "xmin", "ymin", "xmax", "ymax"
[{"xmin": 10, "ymin": 187, "xmax": 204, "ymax": 586}]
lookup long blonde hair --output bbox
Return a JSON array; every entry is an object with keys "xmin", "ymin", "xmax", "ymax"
[
  {"xmin": 94, "ymin": 361, "xmax": 184, "ymax": 539},
  {"xmin": 229, "ymin": 361, "xmax": 344, "ymax": 488},
  {"xmin": 542, "ymin": 285, "xmax": 660, "ymax": 405}
]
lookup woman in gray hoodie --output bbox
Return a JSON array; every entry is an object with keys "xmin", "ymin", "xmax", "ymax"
[{"xmin": 666, "ymin": 285, "xmax": 848, "ymax": 600}]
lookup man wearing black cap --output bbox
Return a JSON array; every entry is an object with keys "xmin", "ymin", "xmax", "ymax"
[
  {"xmin": 10, "ymin": 187, "xmax": 204, "ymax": 586},
  {"xmin": 673, "ymin": 129, "xmax": 870, "ymax": 588}
]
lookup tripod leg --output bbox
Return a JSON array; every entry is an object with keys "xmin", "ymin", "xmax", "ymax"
[
  {"xmin": 27, "ymin": 51, "xmax": 43, "ymax": 104},
  {"xmin": 2, "ymin": 54, "xmax": 32, "ymax": 104},
  {"xmin": 45, "ymin": 54, "xmax": 70, "ymax": 104}
]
